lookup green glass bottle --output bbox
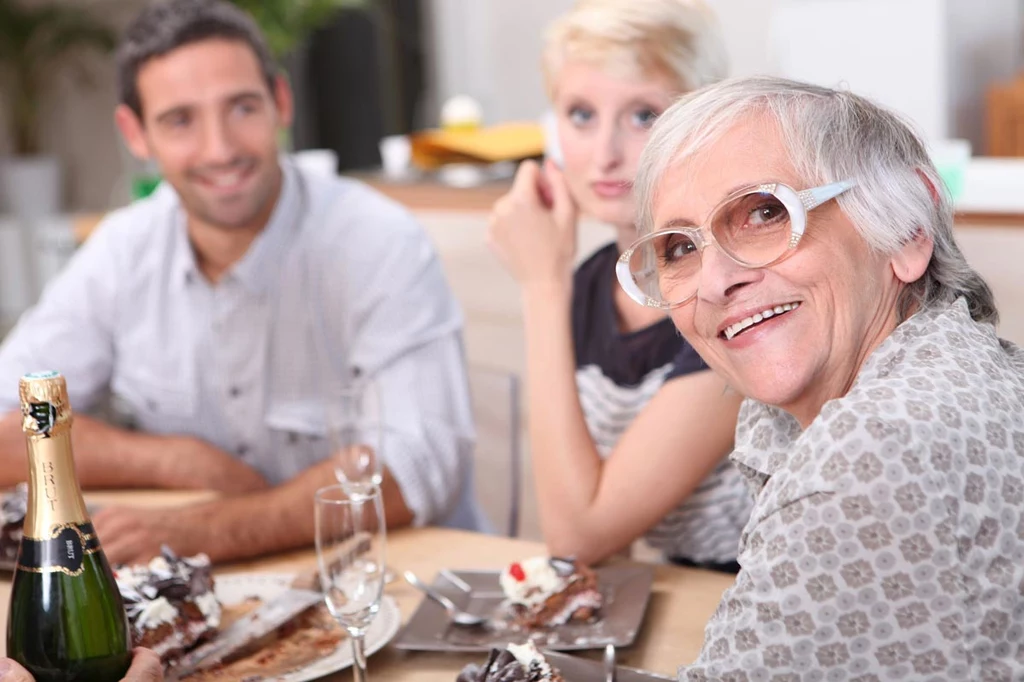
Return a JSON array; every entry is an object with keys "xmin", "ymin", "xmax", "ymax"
[{"xmin": 6, "ymin": 371, "xmax": 132, "ymax": 681}]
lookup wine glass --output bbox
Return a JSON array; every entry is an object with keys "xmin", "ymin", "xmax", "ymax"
[
  {"xmin": 326, "ymin": 378, "xmax": 383, "ymax": 489},
  {"xmin": 315, "ymin": 483, "xmax": 387, "ymax": 682}
]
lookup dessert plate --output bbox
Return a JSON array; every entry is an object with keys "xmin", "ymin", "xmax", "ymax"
[
  {"xmin": 213, "ymin": 572, "xmax": 402, "ymax": 681},
  {"xmin": 394, "ymin": 565, "xmax": 654, "ymax": 652}
]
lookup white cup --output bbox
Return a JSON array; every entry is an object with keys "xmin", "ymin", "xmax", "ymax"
[
  {"xmin": 294, "ymin": 149, "xmax": 338, "ymax": 178},
  {"xmin": 379, "ymin": 135, "xmax": 413, "ymax": 179}
]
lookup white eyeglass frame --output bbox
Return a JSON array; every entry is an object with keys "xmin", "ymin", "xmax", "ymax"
[{"xmin": 616, "ymin": 179, "xmax": 857, "ymax": 309}]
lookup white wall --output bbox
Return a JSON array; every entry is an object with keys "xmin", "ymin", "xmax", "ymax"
[
  {"xmin": 425, "ymin": 0, "xmax": 1022, "ymax": 148},
  {"xmin": 3, "ymin": 0, "xmax": 1021, "ymax": 210},
  {"xmin": 421, "ymin": 0, "xmax": 575, "ymax": 125}
]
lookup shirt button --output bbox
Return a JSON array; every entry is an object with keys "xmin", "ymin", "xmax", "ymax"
[
  {"xmin": 237, "ymin": 444, "xmax": 249, "ymax": 457},
  {"xmin": 287, "ymin": 432, "xmax": 299, "ymax": 445},
  {"xmin": 229, "ymin": 386, "xmax": 242, "ymax": 398}
]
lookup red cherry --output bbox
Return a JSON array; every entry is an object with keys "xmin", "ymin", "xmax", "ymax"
[{"xmin": 509, "ymin": 562, "xmax": 526, "ymax": 582}]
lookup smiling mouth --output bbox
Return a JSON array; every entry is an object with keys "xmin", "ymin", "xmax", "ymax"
[
  {"xmin": 193, "ymin": 161, "xmax": 256, "ymax": 191},
  {"xmin": 722, "ymin": 302, "xmax": 801, "ymax": 340}
]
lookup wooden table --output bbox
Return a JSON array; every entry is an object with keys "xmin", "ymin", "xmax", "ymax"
[{"xmin": 0, "ymin": 492, "xmax": 734, "ymax": 680}]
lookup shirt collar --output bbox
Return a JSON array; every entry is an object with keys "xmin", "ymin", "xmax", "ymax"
[
  {"xmin": 230, "ymin": 158, "xmax": 303, "ymax": 297},
  {"xmin": 170, "ymin": 157, "xmax": 304, "ymax": 296},
  {"xmin": 729, "ymin": 401, "xmax": 802, "ymax": 478}
]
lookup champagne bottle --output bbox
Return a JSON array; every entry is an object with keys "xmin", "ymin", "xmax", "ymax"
[{"xmin": 6, "ymin": 371, "xmax": 132, "ymax": 681}]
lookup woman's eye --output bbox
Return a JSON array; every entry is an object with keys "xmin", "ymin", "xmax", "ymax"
[
  {"xmin": 632, "ymin": 108, "xmax": 659, "ymax": 129},
  {"xmin": 567, "ymin": 106, "xmax": 594, "ymax": 127},
  {"xmin": 661, "ymin": 234, "xmax": 697, "ymax": 263},
  {"xmin": 749, "ymin": 202, "xmax": 787, "ymax": 225}
]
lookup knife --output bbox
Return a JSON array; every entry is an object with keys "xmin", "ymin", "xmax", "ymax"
[{"xmin": 166, "ymin": 565, "xmax": 324, "ymax": 680}]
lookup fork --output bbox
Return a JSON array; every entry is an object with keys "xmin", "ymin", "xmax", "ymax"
[{"xmin": 403, "ymin": 570, "xmax": 488, "ymax": 627}]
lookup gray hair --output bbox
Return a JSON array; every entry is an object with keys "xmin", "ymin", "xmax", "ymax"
[{"xmin": 635, "ymin": 76, "xmax": 998, "ymax": 325}]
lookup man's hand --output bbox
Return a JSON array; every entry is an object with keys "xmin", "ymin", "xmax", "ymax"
[
  {"xmin": 165, "ymin": 437, "xmax": 269, "ymax": 495},
  {"xmin": 92, "ymin": 505, "xmax": 209, "ymax": 565},
  {"xmin": 0, "ymin": 649, "xmax": 163, "ymax": 681}
]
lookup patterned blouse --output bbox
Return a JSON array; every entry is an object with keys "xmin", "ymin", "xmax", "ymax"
[
  {"xmin": 573, "ymin": 243, "xmax": 751, "ymax": 565},
  {"xmin": 681, "ymin": 298, "xmax": 1024, "ymax": 681}
]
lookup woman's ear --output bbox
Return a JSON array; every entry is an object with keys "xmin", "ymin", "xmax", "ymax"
[
  {"xmin": 890, "ymin": 169, "xmax": 940, "ymax": 283},
  {"xmin": 891, "ymin": 228, "xmax": 934, "ymax": 284}
]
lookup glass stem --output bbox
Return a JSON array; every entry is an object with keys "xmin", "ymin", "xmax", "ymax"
[{"xmin": 351, "ymin": 631, "xmax": 368, "ymax": 682}]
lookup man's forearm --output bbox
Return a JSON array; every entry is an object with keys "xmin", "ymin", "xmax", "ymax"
[
  {"xmin": 0, "ymin": 410, "xmax": 178, "ymax": 489},
  {"xmin": 194, "ymin": 460, "xmax": 415, "ymax": 563},
  {"xmin": 0, "ymin": 410, "xmax": 268, "ymax": 494}
]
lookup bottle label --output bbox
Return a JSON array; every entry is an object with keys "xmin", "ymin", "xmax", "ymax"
[{"xmin": 17, "ymin": 522, "xmax": 100, "ymax": 576}]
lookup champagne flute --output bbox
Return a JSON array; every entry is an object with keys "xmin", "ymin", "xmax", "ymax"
[
  {"xmin": 315, "ymin": 483, "xmax": 387, "ymax": 682},
  {"xmin": 326, "ymin": 378, "xmax": 398, "ymax": 582},
  {"xmin": 326, "ymin": 378, "xmax": 383, "ymax": 488}
]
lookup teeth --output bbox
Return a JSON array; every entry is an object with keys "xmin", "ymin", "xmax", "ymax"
[
  {"xmin": 211, "ymin": 172, "xmax": 244, "ymax": 187},
  {"xmin": 724, "ymin": 302, "xmax": 800, "ymax": 340}
]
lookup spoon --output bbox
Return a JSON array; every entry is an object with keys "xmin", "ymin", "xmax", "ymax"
[
  {"xmin": 403, "ymin": 570, "xmax": 488, "ymax": 627},
  {"xmin": 604, "ymin": 644, "xmax": 617, "ymax": 682}
]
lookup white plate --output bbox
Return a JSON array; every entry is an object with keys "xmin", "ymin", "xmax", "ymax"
[{"xmin": 214, "ymin": 572, "xmax": 401, "ymax": 682}]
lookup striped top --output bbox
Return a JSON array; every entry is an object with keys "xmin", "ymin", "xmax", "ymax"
[{"xmin": 572, "ymin": 243, "xmax": 752, "ymax": 564}]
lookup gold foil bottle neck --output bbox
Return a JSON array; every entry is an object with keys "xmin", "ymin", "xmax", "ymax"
[{"xmin": 19, "ymin": 371, "xmax": 73, "ymax": 438}]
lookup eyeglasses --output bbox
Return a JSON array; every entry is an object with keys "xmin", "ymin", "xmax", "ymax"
[{"xmin": 615, "ymin": 180, "xmax": 856, "ymax": 309}]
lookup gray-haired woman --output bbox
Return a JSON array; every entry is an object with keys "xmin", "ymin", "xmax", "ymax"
[{"xmin": 617, "ymin": 76, "xmax": 1024, "ymax": 680}]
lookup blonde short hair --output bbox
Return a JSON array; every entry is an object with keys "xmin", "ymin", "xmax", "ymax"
[{"xmin": 542, "ymin": 0, "xmax": 728, "ymax": 98}]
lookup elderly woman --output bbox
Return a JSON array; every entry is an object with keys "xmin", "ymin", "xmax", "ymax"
[
  {"xmin": 619, "ymin": 76, "xmax": 1024, "ymax": 679},
  {"xmin": 488, "ymin": 0, "xmax": 750, "ymax": 568}
]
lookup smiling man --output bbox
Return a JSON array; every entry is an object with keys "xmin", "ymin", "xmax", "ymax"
[{"xmin": 0, "ymin": 0, "xmax": 483, "ymax": 563}]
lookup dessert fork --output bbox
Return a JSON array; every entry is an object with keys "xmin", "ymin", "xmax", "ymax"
[{"xmin": 403, "ymin": 570, "xmax": 488, "ymax": 627}]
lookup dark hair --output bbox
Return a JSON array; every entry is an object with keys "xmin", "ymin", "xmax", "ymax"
[{"xmin": 117, "ymin": 0, "xmax": 278, "ymax": 118}]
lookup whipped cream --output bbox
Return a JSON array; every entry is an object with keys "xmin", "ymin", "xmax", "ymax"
[
  {"xmin": 130, "ymin": 596, "xmax": 178, "ymax": 631},
  {"xmin": 499, "ymin": 557, "xmax": 566, "ymax": 607},
  {"xmin": 507, "ymin": 641, "xmax": 555, "ymax": 679},
  {"xmin": 544, "ymin": 590, "xmax": 602, "ymax": 627},
  {"xmin": 184, "ymin": 553, "xmax": 211, "ymax": 569},
  {"xmin": 114, "ymin": 565, "xmax": 147, "ymax": 590},
  {"xmin": 147, "ymin": 555, "xmax": 172, "ymax": 577},
  {"xmin": 195, "ymin": 591, "xmax": 222, "ymax": 628},
  {"xmin": 1, "ymin": 483, "xmax": 27, "ymax": 526}
]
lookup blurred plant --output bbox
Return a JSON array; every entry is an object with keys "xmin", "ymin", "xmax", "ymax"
[
  {"xmin": 0, "ymin": 0, "xmax": 117, "ymax": 156},
  {"xmin": 229, "ymin": 0, "xmax": 369, "ymax": 58}
]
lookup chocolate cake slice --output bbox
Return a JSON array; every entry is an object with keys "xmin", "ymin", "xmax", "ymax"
[
  {"xmin": 0, "ymin": 483, "xmax": 27, "ymax": 567},
  {"xmin": 114, "ymin": 546, "xmax": 222, "ymax": 661},
  {"xmin": 457, "ymin": 642, "xmax": 565, "ymax": 682},
  {"xmin": 499, "ymin": 556, "xmax": 602, "ymax": 629}
]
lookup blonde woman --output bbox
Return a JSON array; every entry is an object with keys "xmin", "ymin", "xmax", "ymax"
[{"xmin": 489, "ymin": 0, "xmax": 749, "ymax": 568}]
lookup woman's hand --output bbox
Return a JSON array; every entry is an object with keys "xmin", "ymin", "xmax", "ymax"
[
  {"xmin": 488, "ymin": 159, "xmax": 579, "ymax": 291},
  {"xmin": 0, "ymin": 649, "xmax": 164, "ymax": 681}
]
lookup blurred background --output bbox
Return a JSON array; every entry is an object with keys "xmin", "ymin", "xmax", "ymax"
[{"xmin": 1, "ymin": 0, "xmax": 1022, "ymax": 212}]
